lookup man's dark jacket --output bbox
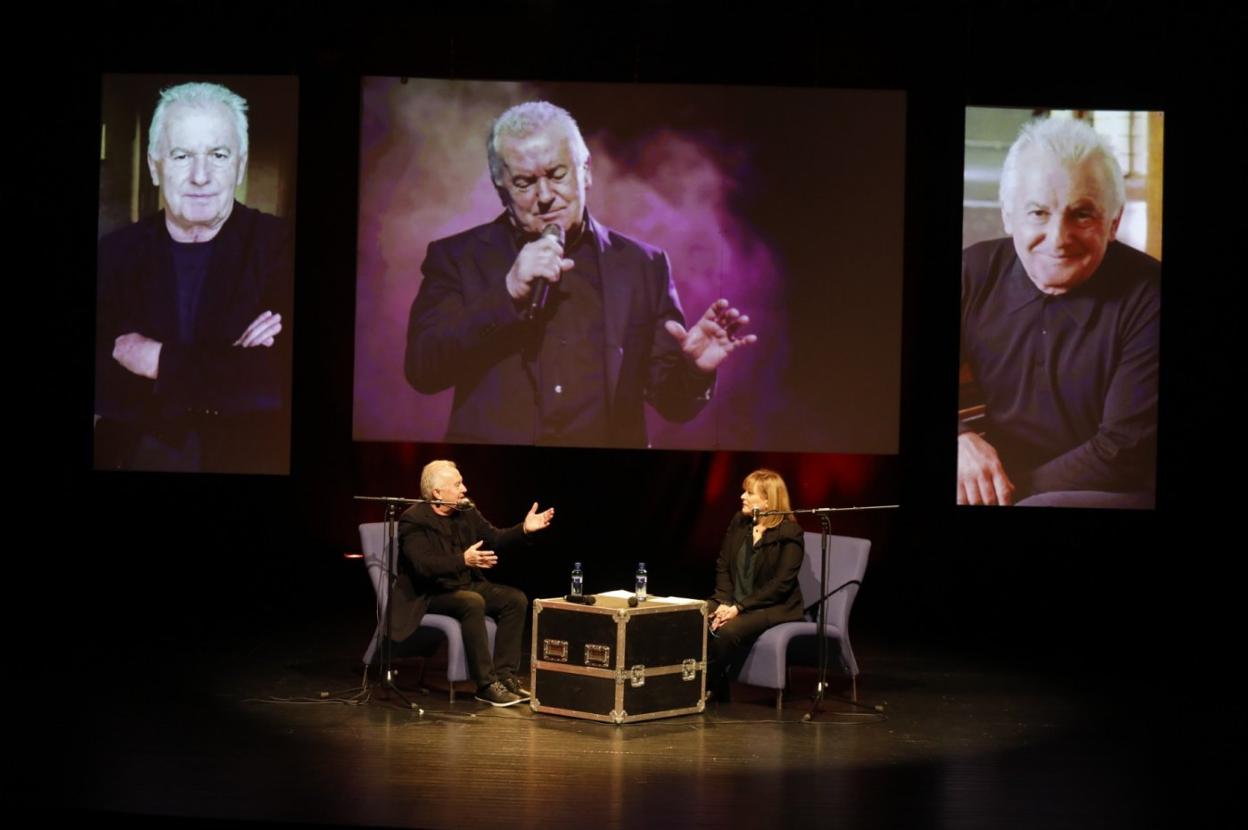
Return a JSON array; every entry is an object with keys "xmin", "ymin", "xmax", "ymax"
[
  {"xmin": 95, "ymin": 202, "xmax": 292, "ymax": 472},
  {"xmin": 404, "ymin": 214, "xmax": 712, "ymax": 448}
]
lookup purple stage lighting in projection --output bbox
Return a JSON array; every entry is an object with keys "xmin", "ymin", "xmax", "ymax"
[{"xmin": 354, "ymin": 78, "xmax": 906, "ymax": 454}]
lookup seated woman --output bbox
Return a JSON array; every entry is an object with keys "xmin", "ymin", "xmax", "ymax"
[{"xmin": 707, "ymin": 468, "xmax": 805, "ymax": 700}]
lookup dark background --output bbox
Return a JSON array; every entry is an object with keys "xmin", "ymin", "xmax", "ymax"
[{"xmin": 13, "ymin": 4, "xmax": 1236, "ymax": 746}]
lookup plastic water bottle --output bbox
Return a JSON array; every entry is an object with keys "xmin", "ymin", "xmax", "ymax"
[
  {"xmin": 571, "ymin": 562, "xmax": 584, "ymax": 597},
  {"xmin": 635, "ymin": 562, "xmax": 648, "ymax": 602}
]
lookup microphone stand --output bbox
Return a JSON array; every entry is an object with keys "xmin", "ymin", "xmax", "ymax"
[
  {"xmin": 754, "ymin": 503, "xmax": 898, "ymax": 722},
  {"xmin": 354, "ymin": 495, "xmax": 469, "ymax": 714}
]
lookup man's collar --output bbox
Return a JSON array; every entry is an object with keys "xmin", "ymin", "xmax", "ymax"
[
  {"xmin": 583, "ymin": 212, "xmax": 611, "ymax": 253},
  {"xmin": 1002, "ymin": 257, "xmax": 1045, "ymax": 315},
  {"xmin": 160, "ymin": 200, "xmax": 241, "ymax": 245},
  {"xmin": 1004, "ymin": 253, "xmax": 1098, "ymax": 326}
]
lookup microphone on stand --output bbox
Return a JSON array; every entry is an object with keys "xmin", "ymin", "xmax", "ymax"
[
  {"xmin": 752, "ymin": 507, "xmax": 760, "ymax": 523},
  {"xmin": 526, "ymin": 223, "xmax": 564, "ymax": 321},
  {"xmin": 426, "ymin": 498, "xmax": 474, "ymax": 510}
]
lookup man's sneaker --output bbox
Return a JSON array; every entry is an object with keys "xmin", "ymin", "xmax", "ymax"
[
  {"xmin": 474, "ymin": 681, "xmax": 523, "ymax": 707},
  {"xmin": 501, "ymin": 675, "xmax": 531, "ymax": 700}
]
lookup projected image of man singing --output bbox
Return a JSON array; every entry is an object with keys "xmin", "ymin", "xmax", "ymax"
[{"xmin": 404, "ymin": 101, "xmax": 757, "ymax": 448}]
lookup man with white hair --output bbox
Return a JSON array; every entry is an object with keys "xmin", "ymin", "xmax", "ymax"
[
  {"xmin": 95, "ymin": 81, "xmax": 292, "ymax": 473},
  {"xmin": 392, "ymin": 460, "xmax": 555, "ymax": 706},
  {"xmin": 958, "ymin": 117, "xmax": 1160, "ymax": 508},
  {"xmin": 405, "ymin": 100, "xmax": 756, "ymax": 448}
]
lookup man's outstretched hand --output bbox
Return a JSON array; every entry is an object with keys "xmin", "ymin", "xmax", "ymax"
[
  {"xmin": 523, "ymin": 502, "xmax": 555, "ymax": 534},
  {"xmin": 664, "ymin": 298, "xmax": 757, "ymax": 372}
]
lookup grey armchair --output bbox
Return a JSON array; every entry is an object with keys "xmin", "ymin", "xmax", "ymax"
[
  {"xmin": 359, "ymin": 522, "xmax": 497, "ymax": 702},
  {"xmin": 735, "ymin": 531, "xmax": 870, "ymax": 709}
]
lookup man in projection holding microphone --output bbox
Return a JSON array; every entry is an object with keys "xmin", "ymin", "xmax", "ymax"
[{"xmin": 404, "ymin": 101, "xmax": 756, "ymax": 448}]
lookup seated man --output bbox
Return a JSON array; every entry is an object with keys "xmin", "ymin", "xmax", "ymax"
[
  {"xmin": 392, "ymin": 460, "xmax": 554, "ymax": 706},
  {"xmin": 959, "ymin": 117, "xmax": 1159, "ymax": 509}
]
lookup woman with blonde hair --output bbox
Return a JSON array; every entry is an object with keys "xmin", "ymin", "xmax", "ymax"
[{"xmin": 706, "ymin": 469, "xmax": 805, "ymax": 700}]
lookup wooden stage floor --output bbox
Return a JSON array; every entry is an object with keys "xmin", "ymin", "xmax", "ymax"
[{"xmin": 15, "ymin": 613, "xmax": 1165, "ymax": 829}]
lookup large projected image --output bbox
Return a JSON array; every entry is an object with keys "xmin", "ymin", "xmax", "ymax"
[
  {"xmin": 94, "ymin": 75, "xmax": 298, "ymax": 475},
  {"xmin": 959, "ymin": 108, "xmax": 1163, "ymax": 508},
  {"xmin": 354, "ymin": 78, "xmax": 905, "ymax": 453}
]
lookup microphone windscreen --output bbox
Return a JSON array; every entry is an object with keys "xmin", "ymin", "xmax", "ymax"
[{"xmin": 542, "ymin": 223, "xmax": 565, "ymax": 245}]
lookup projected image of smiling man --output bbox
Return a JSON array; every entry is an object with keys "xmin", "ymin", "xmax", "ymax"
[
  {"xmin": 1003, "ymin": 126, "xmax": 1123, "ymax": 296},
  {"xmin": 958, "ymin": 116, "xmax": 1160, "ymax": 508}
]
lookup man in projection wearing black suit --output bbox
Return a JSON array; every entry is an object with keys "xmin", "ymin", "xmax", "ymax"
[{"xmin": 404, "ymin": 101, "xmax": 757, "ymax": 448}]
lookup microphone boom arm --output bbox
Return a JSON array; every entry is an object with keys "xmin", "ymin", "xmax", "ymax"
[{"xmin": 752, "ymin": 504, "xmax": 899, "ymax": 517}]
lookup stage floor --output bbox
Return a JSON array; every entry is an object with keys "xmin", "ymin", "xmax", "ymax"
[{"xmin": 21, "ymin": 611, "xmax": 1161, "ymax": 829}]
